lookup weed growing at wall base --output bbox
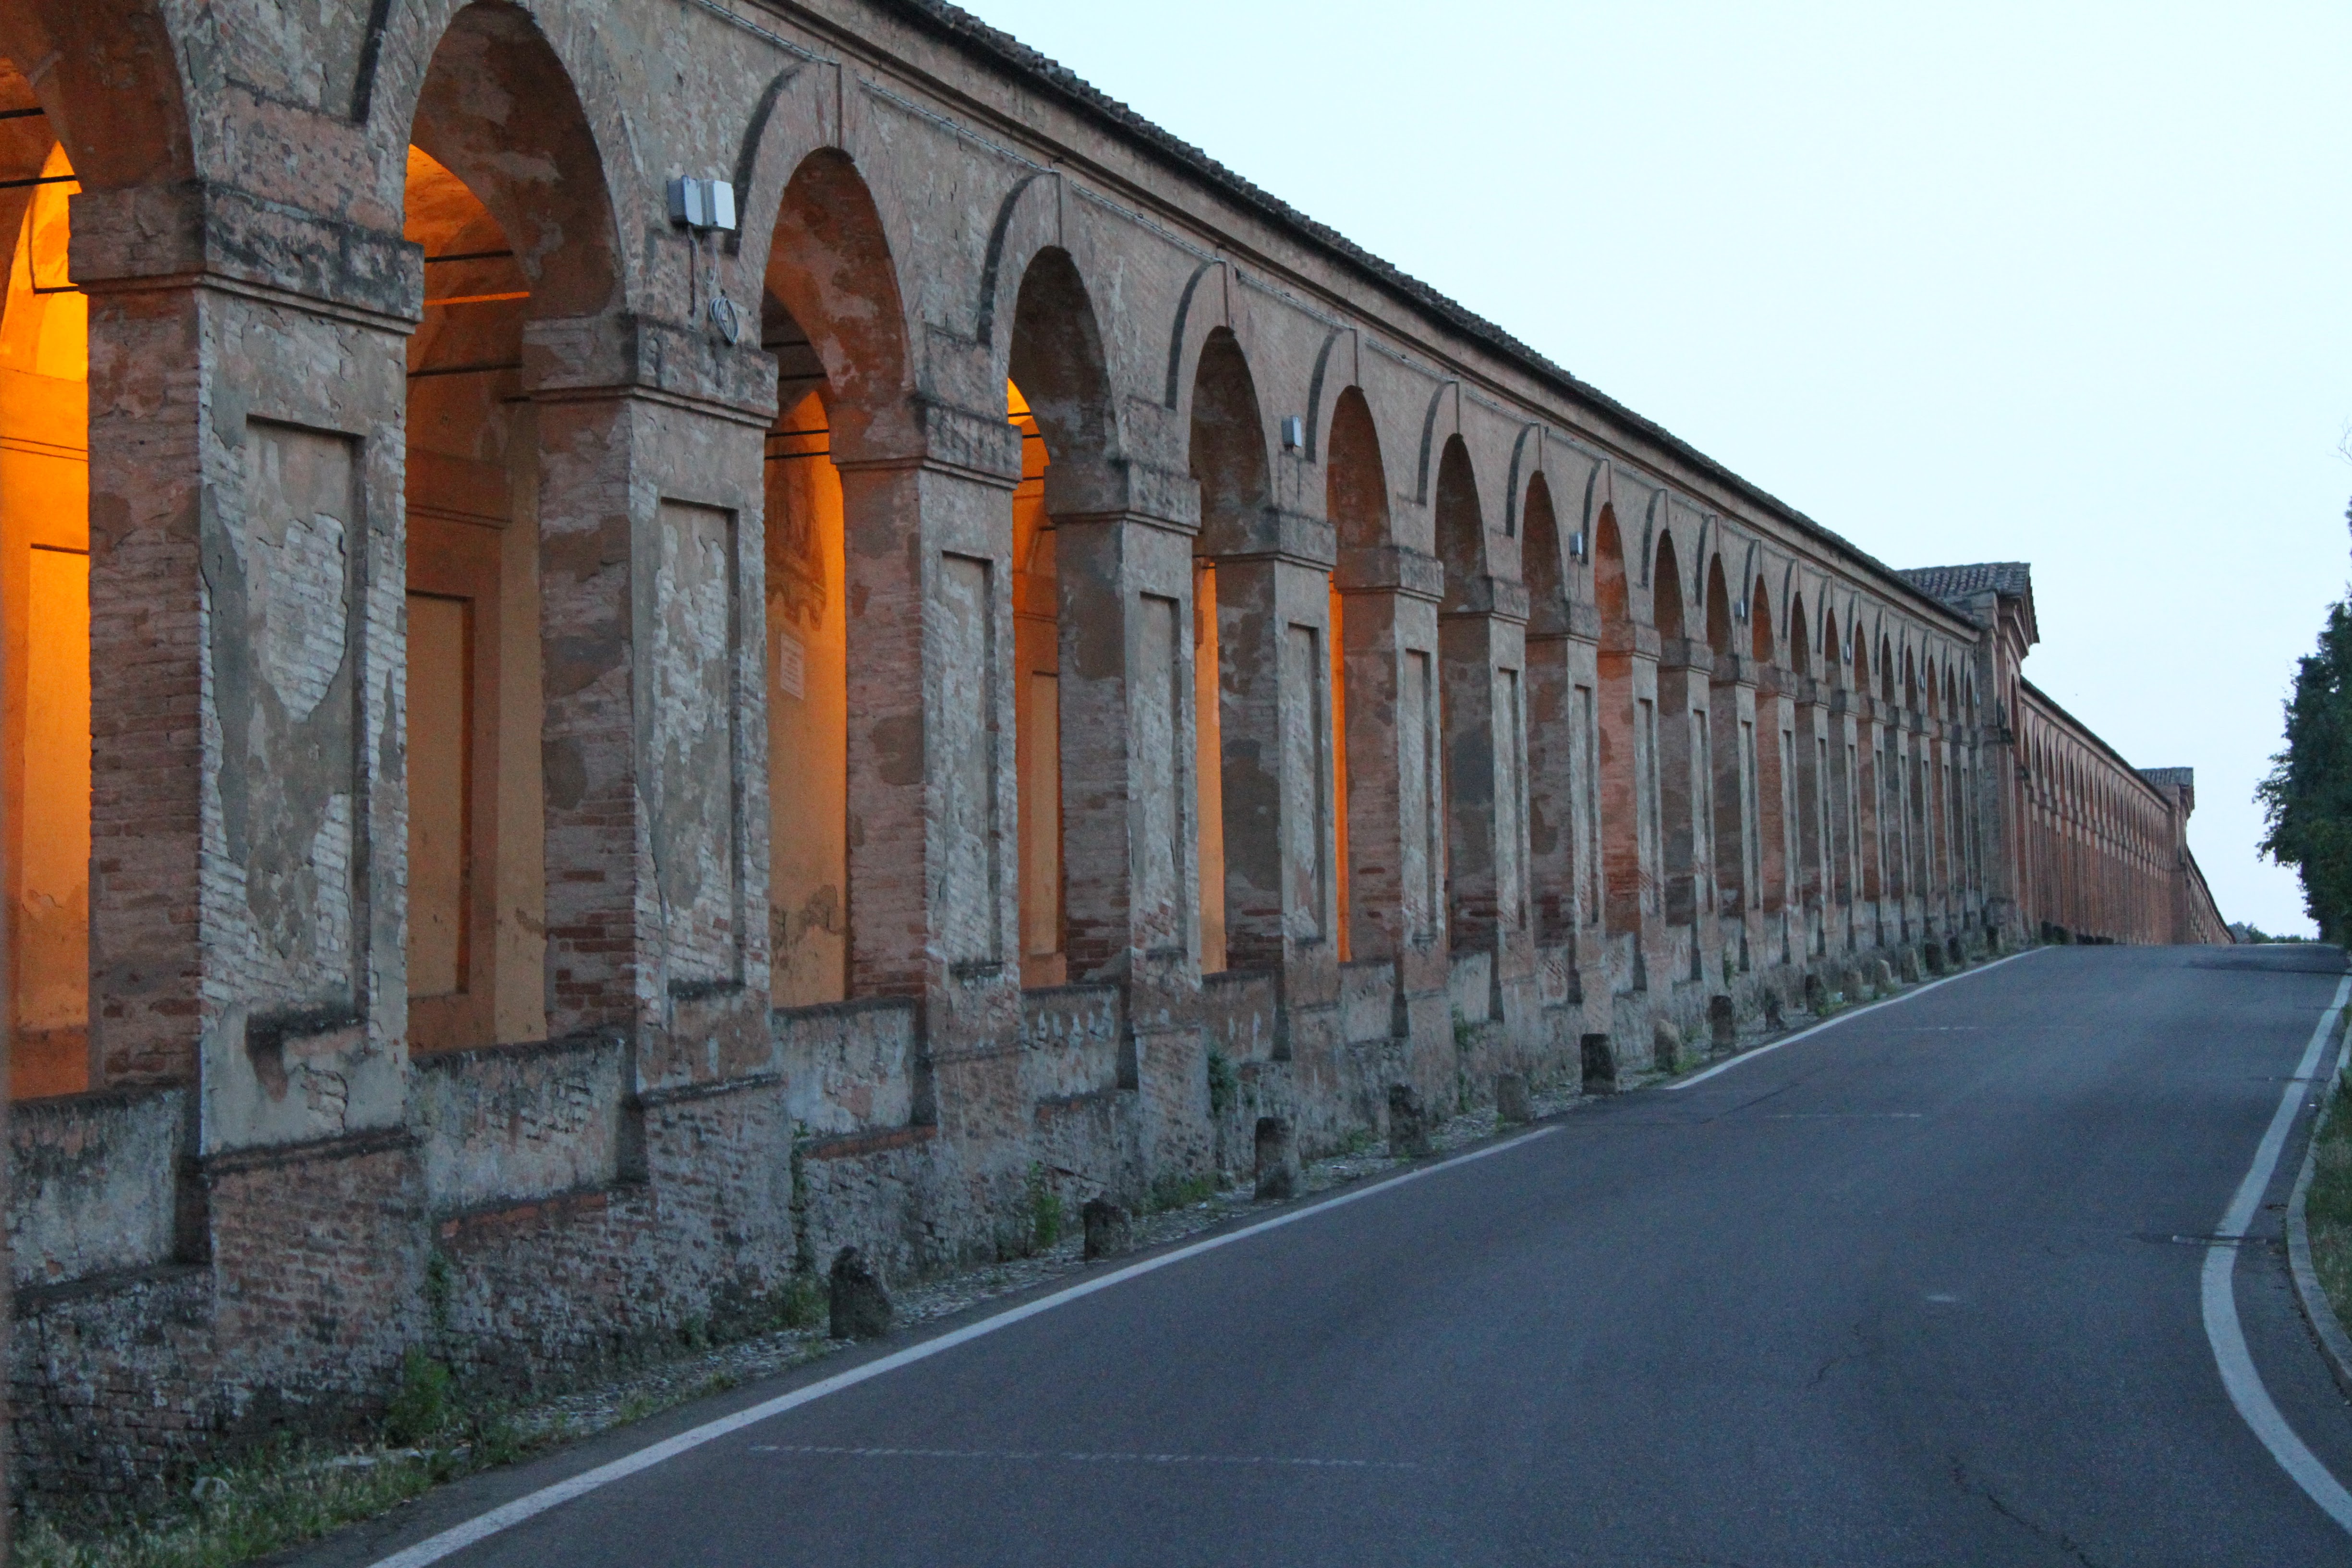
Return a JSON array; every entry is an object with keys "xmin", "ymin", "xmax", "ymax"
[{"xmin": 14, "ymin": 1440, "xmax": 444, "ymax": 1568}]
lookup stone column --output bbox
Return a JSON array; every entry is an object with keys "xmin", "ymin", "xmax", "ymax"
[
  {"xmin": 1336, "ymin": 545, "xmax": 1449, "ymax": 1076},
  {"xmin": 1050, "ymin": 457, "xmax": 1210, "ymax": 1172},
  {"xmin": 1527, "ymin": 600, "xmax": 1602, "ymax": 1023},
  {"xmin": 529, "ymin": 322, "xmax": 776, "ymax": 1093},
  {"xmin": 75, "ymin": 178, "xmax": 430, "ymax": 1438},
  {"xmin": 1656, "ymin": 637, "xmax": 1715, "ymax": 985},
  {"xmin": 1207, "ymin": 514, "xmax": 1343, "ymax": 1057},
  {"xmin": 1827, "ymin": 689, "xmax": 1863, "ymax": 953},
  {"xmin": 1890, "ymin": 718, "xmax": 1915, "ymax": 944},
  {"xmin": 79, "ymin": 186, "xmax": 411, "ymax": 1144},
  {"xmin": 1756, "ymin": 665, "xmax": 1797, "ymax": 967},
  {"xmin": 1791, "ymin": 676, "xmax": 1829, "ymax": 959},
  {"xmin": 831, "ymin": 423, "xmax": 1027, "ymax": 1104},
  {"xmin": 1708, "ymin": 652, "xmax": 1760, "ymax": 974},
  {"xmin": 1856, "ymin": 697, "xmax": 1888, "ymax": 950},
  {"xmin": 1439, "ymin": 571, "xmax": 1535, "ymax": 1030},
  {"xmin": 1598, "ymin": 625, "xmax": 1665, "ymax": 997}
]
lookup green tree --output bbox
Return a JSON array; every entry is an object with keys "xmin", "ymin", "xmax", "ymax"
[{"xmin": 2259, "ymin": 570, "xmax": 2352, "ymax": 943}]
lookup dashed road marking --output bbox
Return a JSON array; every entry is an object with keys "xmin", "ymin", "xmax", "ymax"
[{"xmin": 747, "ymin": 1444, "xmax": 1414, "ymax": 1470}]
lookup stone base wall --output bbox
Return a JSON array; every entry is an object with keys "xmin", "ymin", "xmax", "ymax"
[{"xmin": 8, "ymin": 916, "xmax": 2006, "ymax": 1501}]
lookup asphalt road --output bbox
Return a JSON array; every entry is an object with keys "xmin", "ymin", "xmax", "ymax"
[{"xmin": 331, "ymin": 943, "xmax": 2352, "ymax": 1567}]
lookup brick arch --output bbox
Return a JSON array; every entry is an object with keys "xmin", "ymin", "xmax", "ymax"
[
  {"xmin": 0, "ymin": 0, "xmax": 193, "ymax": 189},
  {"xmin": 1592, "ymin": 500, "xmax": 1630, "ymax": 645},
  {"xmin": 396, "ymin": 1, "xmax": 625, "ymax": 323},
  {"xmin": 1704, "ymin": 553, "xmax": 1733, "ymax": 656},
  {"xmin": 1750, "ymin": 572, "xmax": 1774, "ymax": 663},
  {"xmin": 1787, "ymin": 591, "xmax": 1811, "ymax": 675},
  {"xmin": 1521, "ymin": 468, "xmax": 1571, "ymax": 635},
  {"xmin": 764, "ymin": 149, "xmax": 913, "ymax": 462},
  {"xmin": 1502, "ymin": 422, "xmax": 1550, "ymax": 541},
  {"xmin": 1434, "ymin": 434, "xmax": 1488, "ymax": 607},
  {"xmin": 979, "ymin": 178, "xmax": 1120, "ymax": 425},
  {"xmin": 723, "ymin": 54, "xmax": 920, "ymax": 318},
  {"xmin": 1326, "ymin": 385, "xmax": 1392, "ymax": 564},
  {"xmin": 1165, "ymin": 257, "xmax": 1250, "ymax": 424},
  {"xmin": 1653, "ymin": 530, "xmax": 1686, "ymax": 641},
  {"xmin": 1006, "ymin": 244, "xmax": 1116, "ymax": 478},
  {"xmin": 1188, "ymin": 326, "xmax": 1272, "ymax": 557}
]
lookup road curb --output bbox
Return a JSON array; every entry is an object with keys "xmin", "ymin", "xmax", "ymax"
[{"xmin": 2286, "ymin": 1004, "xmax": 2352, "ymax": 1404}]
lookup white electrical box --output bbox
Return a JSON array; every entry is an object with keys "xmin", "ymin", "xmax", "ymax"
[{"xmin": 667, "ymin": 176, "xmax": 738, "ymax": 233}]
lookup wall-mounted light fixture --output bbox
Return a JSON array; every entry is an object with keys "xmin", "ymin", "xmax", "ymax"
[
  {"xmin": 667, "ymin": 176, "xmax": 738, "ymax": 232},
  {"xmin": 1569, "ymin": 529, "xmax": 1587, "ymax": 562},
  {"xmin": 668, "ymin": 177, "xmax": 741, "ymax": 343},
  {"xmin": 1279, "ymin": 414, "xmax": 1305, "ymax": 452}
]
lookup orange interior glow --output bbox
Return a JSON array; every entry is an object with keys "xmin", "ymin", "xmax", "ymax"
[
  {"xmin": 768, "ymin": 388, "xmax": 851, "ymax": 1006},
  {"xmin": 2, "ymin": 140, "xmax": 90, "ymax": 1097}
]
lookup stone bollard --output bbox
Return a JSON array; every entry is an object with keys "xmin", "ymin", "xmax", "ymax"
[
  {"xmin": 1495, "ymin": 1071, "xmax": 1532, "ymax": 1125},
  {"xmin": 1581, "ymin": 1033, "xmax": 1618, "ymax": 1095},
  {"xmin": 1873, "ymin": 958, "xmax": 1897, "ymax": 994},
  {"xmin": 1947, "ymin": 935, "xmax": 1965, "ymax": 971},
  {"xmin": 1254, "ymin": 1116, "xmax": 1299, "ymax": 1200},
  {"xmin": 1652, "ymin": 1016, "xmax": 1684, "ymax": 1073},
  {"xmin": 1898, "ymin": 948, "xmax": 1923, "ymax": 984},
  {"xmin": 1762, "ymin": 987, "xmax": 1784, "ymax": 1030},
  {"xmin": 1386, "ymin": 1084, "xmax": 1432, "ymax": 1158},
  {"xmin": 1988, "ymin": 926, "xmax": 2006, "ymax": 956},
  {"xmin": 1082, "ymin": 1197, "xmax": 1133, "ymax": 1260},
  {"xmin": 1923, "ymin": 942, "xmax": 1946, "ymax": 977},
  {"xmin": 829, "ymin": 1246, "xmax": 893, "ymax": 1340},
  {"xmin": 1708, "ymin": 994, "xmax": 1737, "ymax": 1056},
  {"xmin": 1803, "ymin": 972, "xmax": 1828, "ymax": 1014}
]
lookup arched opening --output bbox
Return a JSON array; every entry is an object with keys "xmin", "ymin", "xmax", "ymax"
[
  {"xmin": 1747, "ymin": 574, "xmax": 1788, "ymax": 934},
  {"xmin": 1702, "ymin": 555, "xmax": 1750, "ymax": 933},
  {"xmin": 1824, "ymin": 607, "xmax": 1857, "ymax": 916},
  {"xmin": 1652, "ymin": 533, "xmax": 1703, "ymax": 935},
  {"xmin": 0, "ymin": 115, "xmax": 89, "ymax": 1095},
  {"xmin": 1007, "ymin": 379, "xmax": 1061, "ymax": 985},
  {"xmin": 1523, "ymin": 470, "xmax": 1588, "ymax": 945},
  {"xmin": 758, "ymin": 149, "xmax": 915, "ymax": 1004},
  {"xmin": 1704, "ymin": 557, "xmax": 1733, "ymax": 656},
  {"xmin": 1593, "ymin": 506, "xmax": 1644, "ymax": 937},
  {"xmin": 400, "ymin": 0, "xmax": 627, "ymax": 1046},
  {"xmin": 399, "ymin": 143, "xmax": 540, "ymax": 1051},
  {"xmin": 1788, "ymin": 592, "xmax": 1827, "ymax": 949},
  {"xmin": 1326, "ymin": 387, "xmax": 1397, "ymax": 961},
  {"xmin": 1188, "ymin": 329, "xmax": 1276, "ymax": 972},
  {"xmin": 1005, "ymin": 244, "xmax": 1131, "ymax": 985},
  {"xmin": 1653, "ymin": 536, "xmax": 1686, "ymax": 642},
  {"xmin": 1435, "ymin": 437, "xmax": 1525, "ymax": 959}
]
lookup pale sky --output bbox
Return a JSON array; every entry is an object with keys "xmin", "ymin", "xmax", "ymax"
[{"xmin": 959, "ymin": 0, "xmax": 2352, "ymax": 937}]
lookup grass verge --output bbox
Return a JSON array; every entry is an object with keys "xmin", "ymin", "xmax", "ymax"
[{"xmin": 2305, "ymin": 1077, "xmax": 2352, "ymax": 1330}]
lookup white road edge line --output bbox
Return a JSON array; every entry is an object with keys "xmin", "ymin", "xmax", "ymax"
[
  {"xmin": 362, "ymin": 1124, "xmax": 1561, "ymax": 1568},
  {"xmin": 1667, "ymin": 947, "xmax": 2041, "ymax": 1091},
  {"xmin": 2203, "ymin": 971, "xmax": 2352, "ymax": 1535}
]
